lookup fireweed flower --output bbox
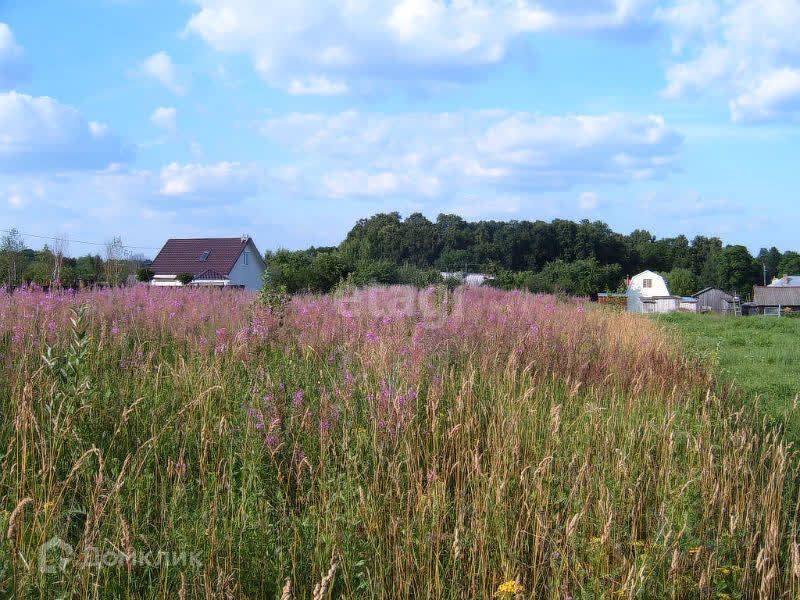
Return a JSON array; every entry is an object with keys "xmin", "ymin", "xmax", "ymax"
[
  {"xmin": 291, "ymin": 449, "xmax": 307, "ymax": 466},
  {"xmin": 246, "ymin": 407, "xmax": 266, "ymax": 431},
  {"xmin": 292, "ymin": 389, "xmax": 304, "ymax": 411}
]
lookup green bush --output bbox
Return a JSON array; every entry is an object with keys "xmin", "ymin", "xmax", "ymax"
[{"xmin": 397, "ymin": 264, "xmax": 443, "ymax": 287}]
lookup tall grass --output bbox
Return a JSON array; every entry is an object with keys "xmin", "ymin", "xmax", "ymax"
[{"xmin": 0, "ymin": 285, "xmax": 798, "ymax": 598}]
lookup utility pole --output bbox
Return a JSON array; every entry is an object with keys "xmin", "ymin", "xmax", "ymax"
[{"xmin": 763, "ymin": 263, "xmax": 767, "ymax": 286}]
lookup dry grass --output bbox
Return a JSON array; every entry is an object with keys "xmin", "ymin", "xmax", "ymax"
[{"xmin": 0, "ymin": 285, "xmax": 797, "ymax": 598}]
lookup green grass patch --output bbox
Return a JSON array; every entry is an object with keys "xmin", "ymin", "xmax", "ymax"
[{"xmin": 656, "ymin": 312, "xmax": 800, "ymax": 441}]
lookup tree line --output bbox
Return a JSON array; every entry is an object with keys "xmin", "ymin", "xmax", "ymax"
[
  {"xmin": 265, "ymin": 212, "xmax": 800, "ymax": 297},
  {"xmin": 0, "ymin": 229, "xmax": 147, "ymax": 288},
  {"xmin": 5, "ymin": 215, "xmax": 799, "ymax": 297}
]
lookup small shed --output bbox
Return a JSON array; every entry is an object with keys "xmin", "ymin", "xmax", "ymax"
[
  {"xmin": 640, "ymin": 296, "xmax": 698, "ymax": 314},
  {"xmin": 692, "ymin": 288, "xmax": 737, "ymax": 314}
]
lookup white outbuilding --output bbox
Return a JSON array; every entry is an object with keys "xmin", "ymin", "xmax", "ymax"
[{"xmin": 627, "ymin": 270, "xmax": 698, "ymax": 313}]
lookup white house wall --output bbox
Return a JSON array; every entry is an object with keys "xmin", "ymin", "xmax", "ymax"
[
  {"xmin": 627, "ymin": 271, "xmax": 670, "ymax": 313},
  {"xmin": 228, "ymin": 239, "xmax": 266, "ymax": 291}
]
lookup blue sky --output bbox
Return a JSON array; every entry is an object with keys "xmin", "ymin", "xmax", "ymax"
[{"xmin": 1, "ymin": 0, "xmax": 799, "ymax": 257}]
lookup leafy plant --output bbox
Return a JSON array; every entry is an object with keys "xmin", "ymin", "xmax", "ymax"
[{"xmin": 136, "ymin": 268, "xmax": 155, "ymax": 283}]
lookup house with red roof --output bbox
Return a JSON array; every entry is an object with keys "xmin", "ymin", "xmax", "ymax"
[{"xmin": 149, "ymin": 235, "xmax": 266, "ymax": 291}]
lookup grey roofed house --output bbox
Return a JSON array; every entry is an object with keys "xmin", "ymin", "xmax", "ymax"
[
  {"xmin": 692, "ymin": 287, "xmax": 737, "ymax": 314},
  {"xmin": 745, "ymin": 286, "xmax": 800, "ymax": 315},
  {"xmin": 769, "ymin": 275, "xmax": 800, "ymax": 287}
]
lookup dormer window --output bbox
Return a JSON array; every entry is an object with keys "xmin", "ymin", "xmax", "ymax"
[
  {"xmin": 199, "ymin": 250, "xmax": 210, "ymax": 262},
  {"xmin": 643, "ymin": 278, "xmax": 653, "ymax": 289}
]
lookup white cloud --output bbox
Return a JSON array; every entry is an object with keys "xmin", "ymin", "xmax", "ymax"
[
  {"xmin": 185, "ymin": 1, "xmax": 655, "ymax": 94},
  {"xmin": 150, "ymin": 106, "xmax": 177, "ymax": 133},
  {"xmin": 0, "ymin": 166, "xmax": 274, "ymax": 251},
  {"xmin": 322, "ymin": 169, "xmax": 441, "ymax": 199},
  {"xmin": 1, "ymin": 160, "xmax": 267, "ymax": 244},
  {"xmin": 0, "ymin": 23, "xmax": 29, "ymax": 89},
  {"xmin": 642, "ymin": 189, "xmax": 743, "ymax": 218},
  {"xmin": 288, "ymin": 77, "xmax": 349, "ymax": 96},
  {"xmin": 0, "ymin": 91, "xmax": 132, "ymax": 172},
  {"xmin": 159, "ymin": 162, "xmax": 261, "ymax": 201},
  {"xmin": 262, "ymin": 110, "xmax": 682, "ymax": 200},
  {"xmin": 579, "ymin": 191, "xmax": 599, "ymax": 210},
  {"xmin": 3, "ymin": 180, "xmax": 46, "ymax": 210},
  {"xmin": 141, "ymin": 52, "xmax": 188, "ymax": 95},
  {"xmin": 663, "ymin": 44, "xmax": 731, "ymax": 98},
  {"xmin": 730, "ymin": 68, "xmax": 800, "ymax": 123},
  {"xmin": 661, "ymin": 0, "xmax": 800, "ymax": 122},
  {"xmin": 655, "ymin": 0, "xmax": 719, "ymax": 53}
]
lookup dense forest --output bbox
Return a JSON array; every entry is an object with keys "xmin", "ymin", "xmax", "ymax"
[{"xmin": 264, "ymin": 212, "xmax": 800, "ymax": 298}]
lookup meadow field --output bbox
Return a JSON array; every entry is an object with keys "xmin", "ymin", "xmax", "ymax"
[
  {"xmin": 1, "ymin": 286, "xmax": 799, "ymax": 599},
  {"xmin": 658, "ymin": 312, "xmax": 800, "ymax": 443}
]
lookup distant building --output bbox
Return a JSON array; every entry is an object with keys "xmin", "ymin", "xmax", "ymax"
[
  {"xmin": 627, "ymin": 270, "xmax": 697, "ymax": 313},
  {"xmin": 745, "ymin": 286, "xmax": 800, "ymax": 316},
  {"xmin": 440, "ymin": 272, "xmax": 495, "ymax": 287},
  {"xmin": 639, "ymin": 296, "xmax": 698, "ymax": 314},
  {"xmin": 150, "ymin": 236, "xmax": 266, "ymax": 291},
  {"xmin": 692, "ymin": 288, "xmax": 739, "ymax": 314},
  {"xmin": 769, "ymin": 275, "xmax": 800, "ymax": 287}
]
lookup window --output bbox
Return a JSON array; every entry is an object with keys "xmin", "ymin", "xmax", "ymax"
[
  {"xmin": 643, "ymin": 279, "xmax": 653, "ymax": 289},
  {"xmin": 243, "ymin": 251, "xmax": 250, "ymax": 266},
  {"xmin": 199, "ymin": 250, "xmax": 210, "ymax": 262}
]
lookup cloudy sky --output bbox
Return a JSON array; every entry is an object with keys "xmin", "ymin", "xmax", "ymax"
[{"xmin": 1, "ymin": 1, "xmax": 798, "ymax": 256}]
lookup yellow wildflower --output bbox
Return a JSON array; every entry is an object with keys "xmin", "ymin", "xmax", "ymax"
[{"xmin": 495, "ymin": 580, "xmax": 524, "ymax": 597}]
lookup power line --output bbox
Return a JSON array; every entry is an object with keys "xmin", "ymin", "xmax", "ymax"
[{"xmin": 0, "ymin": 228, "xmax": 159, "ymax": 252}]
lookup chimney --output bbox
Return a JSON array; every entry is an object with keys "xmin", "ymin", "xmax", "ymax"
[{"xmin": 241, "ymin": 234, "xmax": 249, "ymax": 243}]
